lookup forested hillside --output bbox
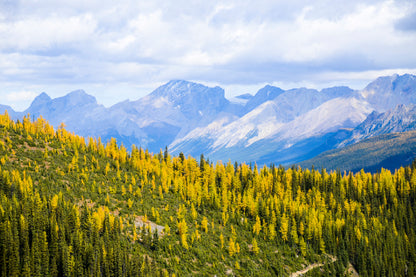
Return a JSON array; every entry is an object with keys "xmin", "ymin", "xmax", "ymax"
[
  {"xmin": 300, "ymin": 131, "xmax": 416, "ymax": 173},
  {"xmin": 0, "ymin": 111, "xmax": 415, "ymax": 276}
]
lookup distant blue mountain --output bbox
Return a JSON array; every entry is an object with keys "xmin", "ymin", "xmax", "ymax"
[
  {"xmin": 1, "ymin": 74, "xmax": 415, "ymax": 170},
  {"xmin": 0, "ymin": 104, "xmax": 17, "ymax": 118},
  {"xmin": 243, "ymin": 85, "xmax": 285, "ymax": 113}
]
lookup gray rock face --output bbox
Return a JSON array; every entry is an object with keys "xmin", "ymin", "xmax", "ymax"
[
  {"xmin": 361, "ymin": 74, "xmax": 416, "ymax": 112},
  {"xmin": 244, "ymin": 85, "xmax": 284, "ymax": 113},
  {"xmin": 339, "ymin": 104, "xmax": 416, "ymax": 147}
]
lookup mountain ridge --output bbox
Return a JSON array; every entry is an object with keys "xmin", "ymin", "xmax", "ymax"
[
  {"xmin": 338, "ymin": 103, "xmax": 416, "ymax": 147},
  {"xmin": 1, "ymin": 73, "xmax": 416, "ymax": 169}
]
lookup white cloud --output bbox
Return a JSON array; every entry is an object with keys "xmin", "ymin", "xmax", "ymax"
[
  {"xmin": 5, "ymin": 90, "xmax": 38, "ymax": 101},
  {"xmin": 0, "ymin": 14, "xmax": 97, "ymax": 52},
  {"xmin": 1, "ymin": 90, "xmax": 38, "ymax": 111},
  {"xmin": 0, "ymin": 0, "xmax": 415, "ymax": 108}
]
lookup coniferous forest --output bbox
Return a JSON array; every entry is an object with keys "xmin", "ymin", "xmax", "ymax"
[{"xmin": 0, "ymin": 111, "xmax": 415, "ymax": 276}]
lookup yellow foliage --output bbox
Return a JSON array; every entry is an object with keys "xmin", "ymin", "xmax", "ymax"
[
  {"xmin": 251, "ymin": 238, "xmax": 259, "ymax": 254},
  {"xmin": 220, "ymin": 233, "xmax": 224, "ymax": 249},
  {"xmin": 253, "ymin": 215, "xmax": 262, "ymax": 236},
  {"xmin": 177, "ymin": 219, "xmax": 188, "ymax": 249},
  {"xmin": 280, "ymin": 213, "xmax": 289, "ymax": 241},
  {"xmin": 191, "ymin": 204, "xmax": 198, "ymax": 220},
  {"xmin": 228, "ymin": 237, "xmax": 236, "ymax": 257},
  {"xmin": 51, "ymin": 194, "xmax": 59, "ymax": 210},
  {"xmin": 201, "ymin": 216, "xmax": 208, "ymax": 233}
]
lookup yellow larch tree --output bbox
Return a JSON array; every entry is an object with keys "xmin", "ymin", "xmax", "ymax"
[
  {"xmin": 279, "ymin": 213, "xmax": 289, "ymax": 241},
  {"xmin": 253, "ymin": 215, "xmax": 262, "ymax": 236},
  {"xmin": 251, "ymin": 238, "xmax": 259, "ymax": 254}
]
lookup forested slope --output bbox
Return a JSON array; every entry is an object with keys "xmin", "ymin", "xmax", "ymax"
[
  {"xmin": 299, "ymin": 131, "xmax": 416, "ymax": 172},
  {"xmin": 0, "ymin": 111, "xmax": 415, "ymax": 276}
]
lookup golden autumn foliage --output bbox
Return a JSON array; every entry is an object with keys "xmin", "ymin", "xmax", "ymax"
[{"xmin": 0, "ymin": 112, "xmax": 415, "ymax": 276}]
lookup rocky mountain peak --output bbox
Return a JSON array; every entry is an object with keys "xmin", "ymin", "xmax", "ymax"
[
  {"xmin": 362, "ymin": 74, "xmax": 416, "ymax": 111},
  {"xmin": 29, "ymin": 92, "xmax": 51, "ymax": 108},
  {"xmin": 244, "ymin": 85, "xmax": 284, "ymax": 113},
  {"xmin": 339, "ymin": 103, "xmax": 416, "ymax": 147},
  {"xmin": 151, "ymin": 80, "xmax": 225, "ymax": 101},
  {"xmin": 63, "ymin": 89, "xmax": 97, "ymax": 106}
]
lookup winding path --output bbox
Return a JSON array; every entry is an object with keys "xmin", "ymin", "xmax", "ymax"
[{"xmin": 290, "ymin": 255, "xmax": 337, "ymax": 277}]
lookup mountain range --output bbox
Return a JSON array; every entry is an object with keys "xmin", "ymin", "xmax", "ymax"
[{"xmin": 1, "ymin": 73, "xmax": 416, "ymax": 169}]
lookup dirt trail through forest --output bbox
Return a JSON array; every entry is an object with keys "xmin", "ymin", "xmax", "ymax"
[{"xmin": 290, "ymin": 255, "xmax": 338, "ymax": 277}]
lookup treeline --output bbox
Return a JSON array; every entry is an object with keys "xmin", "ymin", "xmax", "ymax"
[{"xmin": 0, "ymin": 111, "xmax": 415, "ymax": 276}]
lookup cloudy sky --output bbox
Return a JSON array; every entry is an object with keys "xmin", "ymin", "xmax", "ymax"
[{"xmin": 1, "ymin": 0, "xmax": 416, "ymax": 110}]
